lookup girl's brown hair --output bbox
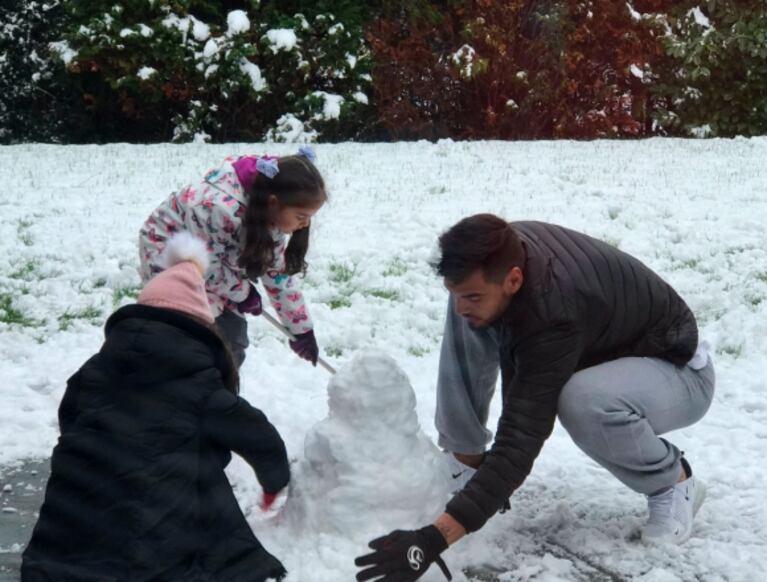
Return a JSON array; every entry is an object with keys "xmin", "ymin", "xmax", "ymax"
[{"xmin": 239, "ymin": 155, "xmax": 327, "ymax": 278}]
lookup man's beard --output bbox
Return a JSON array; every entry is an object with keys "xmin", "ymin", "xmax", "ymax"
[{"xmin": 466, "ymin": 317, "xmax": 488, "ymax": 330}]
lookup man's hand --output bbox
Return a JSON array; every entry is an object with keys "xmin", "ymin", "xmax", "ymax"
[{"xmin": 354, "ymin": 525, "xmax": 451, "ymax": 581}]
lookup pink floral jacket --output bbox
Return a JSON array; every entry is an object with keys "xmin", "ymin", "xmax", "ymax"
[{"xmin": 138, "ymin": 157, "xmax": 312, "ymax": 334}]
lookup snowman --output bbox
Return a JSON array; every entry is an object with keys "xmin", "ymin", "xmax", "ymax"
[{"xmin": 285, "ymin": 351, "xmax": 451, "ymax": 546}]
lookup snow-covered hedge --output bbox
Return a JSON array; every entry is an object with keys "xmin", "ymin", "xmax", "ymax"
[
  {"xmin": 0, "ymin": 0, "xmax": 77, "ymax": 143},
  {"xmin": 50, "ymin": 1, "xmax": 373, "ymax": 142},
  {"xmin": 654, "ymin": 2, "xmax": 767, "ymax": 138},
  {"xmin": 5, "ymin": 1, "xmax": 766, "ymax": 142}
]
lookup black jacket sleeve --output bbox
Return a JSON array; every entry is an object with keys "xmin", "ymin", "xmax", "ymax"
[
  {"xmin": 445, "ymin": 321, "xmax": 582, "ymax": 533},
  {"xmin": 201, "ymin": 389, "xmax": 290, "ymax": 494},
  {"xmin": 58, "ymin": 370, "xmax": 84, "ymax": 432}
]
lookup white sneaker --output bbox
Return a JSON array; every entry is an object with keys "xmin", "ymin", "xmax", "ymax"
[
  {"xmin": 444, "ymin": 451, "xmax": 477, "ymax": 494},
  {"xmin": 641, "ymin": 460, "xmax": 706, "ymax": 545}
]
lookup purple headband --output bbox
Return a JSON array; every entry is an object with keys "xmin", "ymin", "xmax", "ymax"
[
  {"xmin": 255, "ymin": 157, "xmax": 279, "ymax": 178},
  {"xmin": 243, "ymin": 146, "xmax": 316, "ymax": 183},
  {"xmin": 298, "ymin": 145, "xmax": 317, "ymax": 163}
]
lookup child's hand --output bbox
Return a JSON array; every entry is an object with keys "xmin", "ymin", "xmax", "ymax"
[
  {"xmin": 237, "ymin": 286, "xmax": 263, "ymax": 316},
  {"xmin": 261, "ymin": 492, "xmax": 278, "ymax": 510},
  {"xmin": 260, "ymin": 488, "xmax": 288, "ymax": 513},
  {"xmin": 289, "ymin": 330, "xmax": 319, "ymax": 366}
]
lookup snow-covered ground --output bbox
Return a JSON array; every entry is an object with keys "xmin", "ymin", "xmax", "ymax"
[{"xmin": 1, "ymin": 139, "xmax": 766, "ymax": 581}]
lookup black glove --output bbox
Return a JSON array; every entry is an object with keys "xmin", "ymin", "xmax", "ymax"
[{"xmin": 355, "ymin": 525, "xmax": 452, "ymax": 581}]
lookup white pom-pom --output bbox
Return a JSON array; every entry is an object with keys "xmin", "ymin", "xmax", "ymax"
[{"xmin": 159, "ymin": 232, "xmax": 210, "ymax": 274}]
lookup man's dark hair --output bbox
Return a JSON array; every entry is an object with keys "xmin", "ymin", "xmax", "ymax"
[{"xmin": 435, "ymin": 214, "xmax": 525, "ymax": 284}]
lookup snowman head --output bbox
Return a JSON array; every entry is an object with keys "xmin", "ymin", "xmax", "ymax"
[{"xmin": 326, "ymin": 351, "xmax": 420, "ymax": 435}]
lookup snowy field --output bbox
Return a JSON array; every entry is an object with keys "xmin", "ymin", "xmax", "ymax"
[{"xmin": 1, "ymin": 139, "xmax": 766, "ymax": 581}]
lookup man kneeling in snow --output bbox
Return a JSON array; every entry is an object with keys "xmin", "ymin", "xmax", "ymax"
[{"xmin": 356, "ymin": 214, "xmax": 714, "ymax": 581}]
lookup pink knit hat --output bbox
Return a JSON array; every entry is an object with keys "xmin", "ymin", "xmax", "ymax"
[{"xmin": 138, "ymin": 233, "xmax": 214, "ymax": 325}]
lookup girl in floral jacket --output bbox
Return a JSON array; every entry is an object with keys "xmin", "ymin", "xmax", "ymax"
[{"xmin": 139, "ymin": 148, "xmax": 326, "ymax": 367}]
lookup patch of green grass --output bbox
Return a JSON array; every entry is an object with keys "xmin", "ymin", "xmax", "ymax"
[
  {"xmin": 328, "ymin": 296, "xmax": 352, "ymax": 310},
  {"xmin": 325, "ymin": 346, "xmax": 343, "ymax": 358},
  {"xmin": 0, "ymin": 293, "xmax": 40, "ymax": 327},
  {"xmin": 94, "ymin": 278, "xmax": 108, "ymax": 288},
  {"xmin": 329, "ymin": 262, "xmax": 356, "ymax": 284},
  {"xmin": 383, "ymin": 258, "xmax": 408, "ymax": 278},
  {"xmin": 366, "ymin": 289, "xmax": 400, "ymax": 301},
  {"xmin": 58, "ymin": 306, "xmax": 102, "ymax": 331},
  {"xmin": 17, "ymin": 219, "xmax": 34, "ymax": 247},
  {"xmin": 113, "ymin": 286, "xmax": 141, "ymax": 307},
  {"xmin": 681, "ymin": 258, "xmax": 699, "ymax": 269},
  {"xmin": 746, "ymin": 294, "xmax": 763, "ymax": 308},
  {"xmin": 670, "ymin": 258, "xmax": 700, "ymax": 271},
  {"xmin": 324, "ymin": 262, "xmax": 363, "ymax": 309},
  {"xmin": 697, "ymin": 307, "xmax": 726, "ymax": 326},
  {"xmin": 407, "ymin": 345, "xmax": 429, "ymax": 357},
  {"xmin": 724, "ymin": 245, "xmax": 755, "ymax": 255},
  {"xmin": 756, "ymin": 272, "xmax": 767, "ymax": 284},
  {"xmin": 9, "ymin": 259, "xmax": 41, "ymax": 281},
  {"xmin": 717, "ymin": 343, "xmax": 743, "ymax": 358}
]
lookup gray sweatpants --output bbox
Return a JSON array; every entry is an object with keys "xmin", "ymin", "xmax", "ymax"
[
  {"xmin": 435, "ymin": 299, "xmax": 716, "ymax": 495},
  {"xmin": 557, "ymin": 356, "xmax": 714, "ymax": 494}
]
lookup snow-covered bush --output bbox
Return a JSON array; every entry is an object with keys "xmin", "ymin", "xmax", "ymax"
[
  {"xmin": 52, "ymin": 1, "xmax": 373, "ymax": 142},
  {"xmin": 10, "ymin": 1, "xmax": 765, "ymax": 142},
  {"xmin": 654, "ymin": 2, "xmax": 767, "ymax": 137},
  {"xmin": 0, "ymin": 0, "xmax": 80, "ymax": 143}
]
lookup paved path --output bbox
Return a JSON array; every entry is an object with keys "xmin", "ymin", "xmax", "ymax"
[
  {"xmin": 0, "ymin": 459, "xmax": 629, "ymax": 582},
  {"xmin": 0, "ymin": 460, "xmax": 49, "ymax": 582}
]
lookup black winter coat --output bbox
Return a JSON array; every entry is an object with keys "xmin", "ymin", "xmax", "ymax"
[
  {"xmin": 21, "ymin": 305, "xmax": 290, "ymax": 582},
  {"xmin": 446, "ymin": 221, "xmax": 698, "ymax": 532}
]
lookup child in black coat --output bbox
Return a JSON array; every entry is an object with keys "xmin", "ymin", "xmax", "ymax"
[{"xmin": 22, "ymin": 234, "xmax": 290, "ymax": 582}]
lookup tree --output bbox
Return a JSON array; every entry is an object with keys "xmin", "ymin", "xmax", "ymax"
[
  {"xmin": 654, "ymin": 1, "xmax": 767, "ymax": 137},
  {"xmin": 368, "ymin": 0, "xmax": 676, "ymax": 139}
]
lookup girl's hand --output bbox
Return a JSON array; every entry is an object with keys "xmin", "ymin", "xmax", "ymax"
[
  {"xmin": 289, "ymin": 330, "xmax": 319, "ymax": 366},
  {"xmin": 237, "ymin": 285, "xmax": 263, "ymax": 316}
]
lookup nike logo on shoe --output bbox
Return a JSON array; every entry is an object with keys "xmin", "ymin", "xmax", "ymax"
[{"xmin": 451, "ymin": 471, "xmax": 466, "ymax": 479}]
